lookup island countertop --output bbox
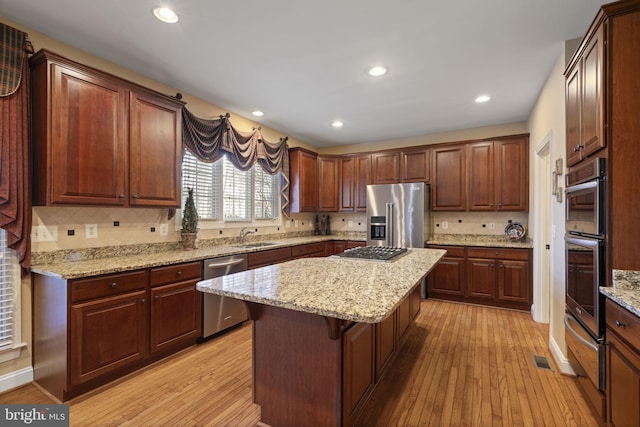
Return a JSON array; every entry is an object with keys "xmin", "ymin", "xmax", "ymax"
[{"xmin": 196, "ymin": 247, "xmax": 446, "ymax": 324}]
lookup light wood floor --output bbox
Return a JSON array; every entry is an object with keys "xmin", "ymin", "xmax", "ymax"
[{"xmin": 0, "ymin": 300, "xmax": 598, "ymax": 426}]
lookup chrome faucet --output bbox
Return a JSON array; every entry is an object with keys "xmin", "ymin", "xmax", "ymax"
[{"xmin": 239, "ymin": 227, "xmax": 256, "ymax": 245}]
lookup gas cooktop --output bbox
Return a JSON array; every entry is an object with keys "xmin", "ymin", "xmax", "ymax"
[{"xmin": 334, "ymin": 246, "xmax": 408, "ymax": 261}]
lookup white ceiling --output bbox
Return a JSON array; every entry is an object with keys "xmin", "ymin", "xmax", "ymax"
[{"xmin": 1, "ymin": 0, "xmax": 607, "ymax": 147}]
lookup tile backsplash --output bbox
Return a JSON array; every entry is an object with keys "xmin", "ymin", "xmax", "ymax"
[{"xmin": 431, "ymin": 211, "xmax": 528, "ymax": 236}]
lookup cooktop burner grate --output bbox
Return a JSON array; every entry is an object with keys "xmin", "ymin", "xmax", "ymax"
[{"xmin": 334, "ymin": 246, "xmax": 408, "ymax": 261}]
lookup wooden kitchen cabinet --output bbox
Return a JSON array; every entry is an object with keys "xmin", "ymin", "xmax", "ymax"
[
  {"xmin": 565, "ymin": 24, "xmax": 604, "ymax": 167},
  {"xmin": 467, "ymin": 137, "xmax": 528, "ymax": 211},
  {"xmin": 248, "ymin": 247, "xmax": 293, "ymax": 269},
  {"xmin": 342, "ymin": 322, "xmax": 375, "ymax": 427},
  {"xmin": 401, "ymin": 148, "xmax": 430, "ymax": 183},
  {"xmin": 427, "ymin": 245, "xmax": 466, "ymax": 297},
  {"xmin": 372, "ymin": 152, "xmax": 401, "ymax": 184},
  {"xmin": 34, "ymin": 262, "xmax": 203, "ymax": 401},
  {"xmin": 340, "ymin": 155, "xmax": 371, "ymax": 212},
  {"xmin": 318, "ymin": 156, "xmax": 340, "ymax": 212},
  {"xmin": 289, "ymin": 147, "xmax": 319, "ymax": 212},
  {"xmin": 149, "ymin": 262, "xmax": 202, "ymax": 354},
  {"xmin": 606, "ymin": 298, "xmax": 640, "ymax": 426},
  {"xmin": 291, "ymin": 242, "xmax": 327, "ymax": 259},
  {"xmin": 432, "ymin": 145, "xmax": 466, "ymax": 211},
  {"xmin": 30, "ymin": 49, "xmax": 183, "ymax": 207},
  {"xmin": 375, "ymin": 313, "xmax": 396, "ymax": 380}
]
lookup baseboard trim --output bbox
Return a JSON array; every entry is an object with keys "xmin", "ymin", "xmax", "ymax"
[
  {"xmin": 550, "ymin": 335, "xmax": 575, "ymax": 375},
  {"xmin": 0, "ymin": 366, "xmax": 33, "ymax": 393}
]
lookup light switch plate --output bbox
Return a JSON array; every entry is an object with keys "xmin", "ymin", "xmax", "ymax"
[
  {"xmin": 32, "ymin": 225, "xmax": 58, "ymax": 242},
  {"xmin": 86, "ymin": 224, "xmax": 98, "ymax": 239}
]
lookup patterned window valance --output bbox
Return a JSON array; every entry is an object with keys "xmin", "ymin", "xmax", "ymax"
[{"xmin": 181, "ymin": 108, "xmax": 290, "ymax": 215}]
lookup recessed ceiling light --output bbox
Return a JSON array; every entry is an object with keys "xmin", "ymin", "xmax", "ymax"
[
  {"xmin": 331, "ymin": 120, "xmax": 344, "ymax": 128},
  {"xmin": 251, "ymin": 110, "xmax": 264, "ymax": 117},
  {"xmin": 153, "ymin": 7, "xmax": 179, "ymax": 23},
  {"xmin": 368, "ymin": 66, "xmax": 388, "ymax": 77},
  {"xmin": 475, "ymin": 95, "xmax": 491, "ymax": 103}
]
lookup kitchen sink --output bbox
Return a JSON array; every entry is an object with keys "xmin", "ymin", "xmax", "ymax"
[{"xmin": 234, "ymin": 242, "xmax": 278, "ymax": 249}]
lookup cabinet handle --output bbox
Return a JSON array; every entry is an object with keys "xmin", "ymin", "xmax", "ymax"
[
  {"xmin": 154, "ymin": 295, "xmax": 159, "ymax": 301},
  {"xmin": 118, "ymin": 194, "xmax": 125, "ymax": 199},
  {"xmin": 110, "ymin": 282, "xmax": 117, "ymax": 288},
  {"xmin": 177, "ymin": 271, "xmax": 182, "ymax": 276},
  {"xmin": 615, "ymin": 320, "xmax": 627, "ymax": 328},
  {"xmin": 132, "ymin": 194, "xmax": 139, "ymax": 199},
  {"xmin": 141, "ymin": 299, "xmax": 146, "ymax": 304}
]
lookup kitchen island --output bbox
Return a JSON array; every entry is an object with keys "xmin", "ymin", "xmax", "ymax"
[{"xmin": 196, "ymin": 248, "xmax": 445, "ymax": 427}]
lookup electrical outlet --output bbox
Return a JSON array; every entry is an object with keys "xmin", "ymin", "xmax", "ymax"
[
  {"xmin": 489, "ymin": 222, "xmax": 495, "ymax": 230},
  {"xmin": 159, "ymin": 224, "xmax": 169, "ymax": 236},
  {"xmin": 348, "ymin": 221, "xmax": 353, "ymax": 227},
  {"xmin": 285, "ymin": 220, "xmax": 290, "ymax": 228},
  {"xmin": 294, "ymin": 220, "xmax": 299, "ymax": 228},
  {"xmin": 86, "ymin": 224, "xmax": 98, "ymax": 239},
  {"xmin": 32, "ymin": 225, "xmax": 58, "ymax": 242},
  {"xmin": 442, "ymin": 221, "xmax": 448, "ymax": 230}
]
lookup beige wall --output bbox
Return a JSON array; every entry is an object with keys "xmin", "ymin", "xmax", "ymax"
[{"xmin": 526, "ymin": 47, "xmax": 569, "ymax": 371}]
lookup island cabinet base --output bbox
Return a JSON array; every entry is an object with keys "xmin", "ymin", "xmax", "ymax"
[{"xmin": 246, "ymin": 289, "xmax": 420, "ymax": 427}]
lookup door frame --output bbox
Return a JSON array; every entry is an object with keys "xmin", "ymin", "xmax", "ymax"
[{"xmin": 533, "ymin": 131, "xmax": 552, "ymax": 323}]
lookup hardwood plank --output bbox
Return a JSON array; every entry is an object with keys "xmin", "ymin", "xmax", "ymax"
[{"xmin": 0, "ymin": 300, "xmax": 599, "ymax": 426}]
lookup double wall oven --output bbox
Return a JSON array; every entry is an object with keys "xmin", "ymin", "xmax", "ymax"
[{"xmin": 564, "ymin": 158, "xmax": 606, "ymax": 392}]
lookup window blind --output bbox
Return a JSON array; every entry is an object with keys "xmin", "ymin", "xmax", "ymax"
[
  {"xmin": 223, "ymin": 157, "xmax": 251, "ymax": 221},
  {"xmin": 254, "ymin": 165, "xmax": 276, "ymax": 219},
  {"xmin": 0, "ymin": 229, "xmax": 15, "ymax": 350},
  {"xmin": 182, "ymin": 151, "xmax": 219, "ymax": 220}
]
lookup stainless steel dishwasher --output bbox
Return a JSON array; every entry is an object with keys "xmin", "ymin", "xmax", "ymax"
[{"xmin": 199, "ymin": 254, "xmax": 249, "ymax": 342}]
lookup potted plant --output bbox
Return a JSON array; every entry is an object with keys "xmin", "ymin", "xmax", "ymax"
[{"xmin": 181, "ymin": 187, "xmax": 199, "ymax": 250}]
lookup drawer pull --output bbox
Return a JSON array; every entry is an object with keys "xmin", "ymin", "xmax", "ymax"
[
  {"xmin": 141, "ymin": 299, "xmax": 146, "ymax": 304},
  {"xmin": 177, "ymin": 271, "xmax": 182, "ymax": 276},
  {"xmin": 110, "ymin": 282, "xmax": 118, "ymax": 289},
  {"xmin": 615, "ymin": 320, "xmax": 627, "ymax": 328},
  {"xmin": 154, "ymin": 295, "xmax": 159, "ymax": 301}
]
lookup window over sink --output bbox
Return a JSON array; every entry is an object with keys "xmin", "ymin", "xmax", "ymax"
[{"xmin": 182, "ymin": 151, "xmax": 279, "ymax": 222}]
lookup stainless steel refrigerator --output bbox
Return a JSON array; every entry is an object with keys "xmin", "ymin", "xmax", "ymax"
[{"xmin": 366, "ymin": 182, "xmax": 431, "ymax": 248}]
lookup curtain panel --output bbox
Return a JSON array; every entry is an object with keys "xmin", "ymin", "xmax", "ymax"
[
  {"xmin": 0, "ymin": 23, "xmax": 31, "ymax": 273},
  {"xmin": 182, "ymin": 108, "xmax": 290, "ymax": 215}
]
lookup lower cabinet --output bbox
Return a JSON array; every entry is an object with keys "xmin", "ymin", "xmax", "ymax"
[
  {"xmin": 343, "ymin": 322, "xmax": 376, "ymax": 427},
  {"xmin": 606, "ymin": 298, "xmax": 640, "ymax": 426},
  {"xmin": 427, "ymin": 245, "xmax": 532, "ymax": 311},
  {"xmin": 34, "ymin": 261, "xmax": 202, "ymax": 401}
]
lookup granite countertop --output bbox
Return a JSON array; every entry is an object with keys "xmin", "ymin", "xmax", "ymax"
[
  {"xmin": 196, "ymin": 248, "xmax": 446, "ymax": 324},
  {"xmin": 601, "ymin": 269, "xmax": 640, "ymax": 318},
  {"xmin": 427, "ymin": 234, "xmax": 533, "ymax": 249},
  {"xmin": 30, "ymin": 235, "xmax": 366, "ymax": 280}
]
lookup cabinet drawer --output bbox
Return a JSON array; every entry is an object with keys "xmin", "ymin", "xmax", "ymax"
[
  {"xmin": 606, "ymin": 299, "xmax": 640, "ymax": 351},
  {"xmin": 150, "ymin": 261, "xmax": 201, "ymax": 287},
  {"xmin": 71, "ymin": 270, "xmax": 148, "ymax": 303},
  {"xmin": 291, "ymin": 242, "xmax": 327, "ymax": 258},
  {"xmin": 248, "ymin": 247, "xmax": 292, "ymax": 269},
  {"xmin": 467, "ymin": 247, "xmax": 529, "ymax": 260},
  {"xmin": 568, "ymin": 250, "xmax": 592, "ymax": 265},
  {"xmin": 428, "ymin": 245, "xmax": 465, "ymax": 257}
]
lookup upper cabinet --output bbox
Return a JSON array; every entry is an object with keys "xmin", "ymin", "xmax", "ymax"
[
  {"xmin": 432, "ymin": 144, "xmax": 466, "ymax": 211},
  {"xmin": 372, "ymin": 152, "xmax": 401, "ymax": 184},
  {"xmin": 401, "ymin": 148, "xmax": 431, "ymax": 183},
  {"xmin": 340, "ymin": 155, "xmax": 371, "ymax": 212},
  {"xmin": 565, "ymin": 24, "xmax": 604, "ymax": 167},
  {"xmin": 30, "ymin": 50, "xmax": 183, "ymax": 208},
  {"xmin": 318, "ymin": 155, "xmax": 340, "ymax": 212},
  {"xmin": 289, "ymin": 147, "xmax": 318, "ymax": 212},
  {"xmin": 468, "ymin": 137, "xmax": 529, "ymax": 211}
]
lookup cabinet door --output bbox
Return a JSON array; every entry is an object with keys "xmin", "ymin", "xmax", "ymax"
[
  {"xmin": 466, "ymin": 257, "xmax": 496, "ymax": 299},
  {"xmin": 428, "ymin": 256, "xmax": 465, "ymax": 297},
  {"xmin": 70, "ymin": 290, "xmax": 148, "ymax": 388},
  {"xmin": 289, "ymin": 148, "xmax": 319, "ymax": 212},
  {"xmin": 372, "ymin": 152, "xmax": 401, "ymax": 184},
  {"xmin": 346, "ymin": 240, "xmax": 366, "ymax": 249},
  {"xmin": 48, "ymin": 64, "xmax": 127, "ymax": 205},
  {"xmin": 495, "ymin": 138, "xmax": 529, "ymax": 211},
  {"xmin": 150, "ymin": 280, "xmax": 202, "ymax": 354},
  {"xmin": 375, "ymin": 314, "xmax": 396, "ymax": 380},
  {"xmin": 401, "ymin": 149, "xmax": 430, "ymax": 183},
  {"xmin": 410, "ymin": 285, "xmax": 421, "ymax": 320},
  {"xmin": 354, "ymin": 155, "xmax": 371, "ymax": 211},
  {"xmin": 432, "ymin": 145, "xmax": 466, "ymax": 211},
  {"xmin": 497, "ymin": 260, "xmax": 530, "ymax": 304},
  {"xmin": 467, "ymin": 142, "xmax": 494, "ymax": 211},
  {"xmin": 608, "ymin": 333, "xmax": 640, "ymax": 427},
  {"xmin": 129, "ymin": 91, "xmax": 182, "ymax": 207},
  {"xmin": 566, "ymin": 65, "xmax": 582, "ymax": 167},
  {"xmin": 343, "ymin": 322, "xmax": 375, "ymax": 427},
  {"xmin": 340, "ymin": 157, "xmax": 355, "ymax": 212},
  {"xmin": 318, "ymin": 156, "xmax": 340, "ymax": 212},
  {"xmin": 330, "ymin": 241, "xmax": 347, "ymax": 255},
  {"xmin": 396, "ymin": 296, "xmax": 411, "ymax": 340},
  {"xmin": 581, "ymin": 30, "xmax": 603, "ymax": 158}
]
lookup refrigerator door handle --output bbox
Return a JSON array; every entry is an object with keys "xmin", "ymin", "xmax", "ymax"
[{"xmin": 386, "ymin": 203, "xmax": 393, "ymax": 246}]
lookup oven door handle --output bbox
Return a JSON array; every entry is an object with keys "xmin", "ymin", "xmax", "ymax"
[
  {"xmin": 565, "ymin": 180, "xmax": 597, "ymax": 194},
  {"xmin": 564, "ymin": 314, "xmax": 598, "ymax": 352},
  {"xmin": 564, "ymin": 235, "xmax": 601, "ymax": 247}
]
